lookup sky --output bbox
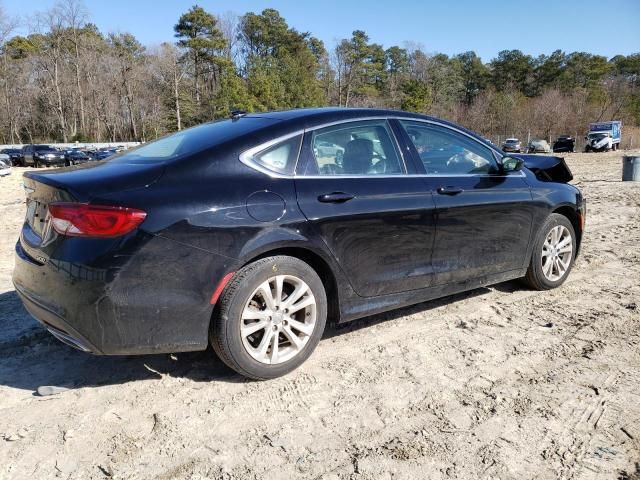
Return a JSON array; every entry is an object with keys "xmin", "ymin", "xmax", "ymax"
[{"xmin": 3, "ymin": 0, "xmax": 640, "ymax": 61}]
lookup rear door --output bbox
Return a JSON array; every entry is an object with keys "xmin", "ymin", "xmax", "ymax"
[
  {"xmin": 398, "ymin": 119, "xmax": 533, "ymax": 286},
  {"xmin": 294, "ymin": 119, "xmax": 437, "ymax": 297}
]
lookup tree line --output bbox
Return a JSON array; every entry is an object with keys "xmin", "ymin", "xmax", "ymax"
[{"xmin": 1, "ymin": 1, "xmax": 639, "ymax": 145}]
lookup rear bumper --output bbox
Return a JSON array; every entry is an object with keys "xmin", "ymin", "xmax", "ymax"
[
  {"xmin": 14, "ymin": 281, "xmax": 99, "ymax": 353},
  {"xmin": 12, "ymin": 234, "xmax": 224, "ymax": 355}
]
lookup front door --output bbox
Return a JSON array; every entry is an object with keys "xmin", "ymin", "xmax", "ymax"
[
  {"xmin": 398, "ymin": 119, "xmax": 533, "ymax": 286},
  {"xmin": 295, "ymin": 119, "xmax": 437, "ymax": 297}
]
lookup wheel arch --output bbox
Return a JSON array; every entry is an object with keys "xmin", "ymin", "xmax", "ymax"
[
  {"xmin": 552, "ymin": 205, "xmax": 582, "ymax": 252},
  {"xmin": 240, "ymin": 245, "xmax": 341, "ymax": 325}
]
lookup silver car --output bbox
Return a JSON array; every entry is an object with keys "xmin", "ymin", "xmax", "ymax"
[
  {"xmin": 501, "ymin": 138, "xmax": 521, "ymax": 153},
  {"xmin": 528, "ymin": 139, "xmax": 551, "ymax": 153},
  {"xmin": 0, "ymin": 154, "xmax": 11, "ymax": 177}
]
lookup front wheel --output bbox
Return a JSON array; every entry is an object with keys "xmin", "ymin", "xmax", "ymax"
[
  {"xmin": 210, "ymin": 255, "xmax": 327, "ymax": 380},
  {"xmin": 523, "ymin": 213, "xmax": 576, "ymax": 290}
]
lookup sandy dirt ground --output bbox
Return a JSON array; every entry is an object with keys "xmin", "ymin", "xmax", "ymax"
[{"xmin": 0, "ymin": 151, "xmax": 639, "ymax": 480}]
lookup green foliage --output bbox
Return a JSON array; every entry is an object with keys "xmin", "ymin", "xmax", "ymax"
[
  {"xmin": 560, "ymin": 52, "xmax": 611, "ymax": 90},
  {"xmin": 401, "ymin": 79, "xmax": 431, "ymax": 112},
  {"xmin": 3, "ymin": 36, "xmax": 37, "ymax": 59},
  {"xmin": 453, "ymin": 51, "xmax": 489, "ymax": 105},
  {"xmin": 239, "ymin": 9, "xmax": 324, "ymax": 110},
  {"xmin": 174, "ymin": 5, "xmax": 227, "ymax": 65},
  {"xmin": 490, "ymin": 49, "xmax": 534, "ymax": 95}
]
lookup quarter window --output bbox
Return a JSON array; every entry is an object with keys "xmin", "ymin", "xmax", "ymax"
[
  {"xmin": 308, "ymin": 120, "xmax": 403, "ymax": 176},
  {"xmin": 400, "ymin": 120, "xmax": 498, "ymax": 174},
  {"xmin": 251, "ymin": 134, "xmax": 302, "ymax": 175}
]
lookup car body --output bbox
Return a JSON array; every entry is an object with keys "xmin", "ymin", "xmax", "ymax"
[
  {"xmin": 13, "ymin": 108, "xmax": 586, "ymax": 379},
  {"xmin": 0, "ymin": 154, "xmax": 11, "ymax": 176},
  {"xmin": 64, "ymin": 150, "xmax": 91, "ymax": 166},
  {"xmin": 501, "ymin": 138, "xmax": 521, "ymax": 153},
  {"xmin": 21, "ymin": 144, "xmax": 66, "ymax": 167},
  {"xmin": 553, "ymin": 136, "xmax": 575, "ymax": 153},
  {"xmin": 527, "ymin": 139, "xmax": 551, "ymax": 153},
  {"xmin": 1, "ymin": 148, "xmax": 24, "ymax": 166}
]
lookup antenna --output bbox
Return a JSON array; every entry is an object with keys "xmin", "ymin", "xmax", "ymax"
[{"xmin": 230, "ymin": 109, "xmax": 247, "ymax": 120}]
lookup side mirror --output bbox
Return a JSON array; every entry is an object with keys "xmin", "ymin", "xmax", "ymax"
[{"xmin": 502, "ymin": 156, "xmax": 524, "ymax": 173}]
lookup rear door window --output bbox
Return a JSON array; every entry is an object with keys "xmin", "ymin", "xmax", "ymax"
[{"xmin": 305, "ymin": 120, "xmax": 404, "ymax": 176}]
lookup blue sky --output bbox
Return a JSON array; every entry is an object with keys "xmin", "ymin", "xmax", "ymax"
[{"xmin": 4, "ymin": 0, "xmax": 639, "ymax": 61}]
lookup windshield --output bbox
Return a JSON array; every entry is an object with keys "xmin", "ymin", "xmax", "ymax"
[
  {"xmin": 109, "ymin": 117, "xmax": 275, "ymax": 164},
  {"xmin": 505, "ymin": 139, "xmax": 518, "ymax": 144},
  {"xmin": 34, "ymin": 145, "xmax": 56, "ymax": 152},
  {"xmin": 588, "ymin": 133, "xmax": 608, "ymax": 140}
]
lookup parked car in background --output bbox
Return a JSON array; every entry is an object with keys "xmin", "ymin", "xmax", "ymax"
[
  {"xmin": 314, "ymin": 140, "xmax": 344, "ymax": 165},
  {"xmin": 13, "ymin": 108, "xmax": 586, "ymax": 380},
  {"xmin": 553, "ymin": 136, "xmax": 576, "ymax": 153},
  {"xmin": 527, "ymin": 139, "xmax": 551, "ymax": 153},
  {"xmin": 1, "ymin": 148, "xmax": 24, "ymax": 166},
  {"xmin": 21, "ymin": 144, "xmax": 66, "ymax": 167},
  {"xmin": 585, "ymin": 121, "xmax": 621, "ymax": 152},
  {"xmin": 91, "ymin": 148, "xmax": 117, "ymax": 161},
  {"xmin": 0, "ymin": 154, "xmax": 11, "ymax": 176},
  {"xmin": 64, "ymin": 150, "xmax": 91, "ymax": 166},
  {"xmin": 501, "ymin": 138, "xmax": 521, "ymax": 153}
]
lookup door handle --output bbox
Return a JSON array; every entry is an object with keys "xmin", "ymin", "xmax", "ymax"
[
  {"xmin": 437, "ymin": 186, "xmax": 464, "ymax": 196},
  {"xmin": 317, "ymin": 192, "xmax": 355, "ymax": 203}
]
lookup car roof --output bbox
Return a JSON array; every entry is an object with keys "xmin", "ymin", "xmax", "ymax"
[
  {"xmin": 243, "ymin": 107, "xmax": 471, "ymax": 130},
  {"xmin": 238, "ymin": 107, "xmax": 496, "ymax": 148}
]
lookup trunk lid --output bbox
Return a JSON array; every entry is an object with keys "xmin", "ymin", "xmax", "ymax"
[{"xmin": 20, "ymin": 161, "xmax": 164, "ymax": 262}]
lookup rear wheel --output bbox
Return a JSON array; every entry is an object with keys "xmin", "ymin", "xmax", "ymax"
[
  {"xmin": 523, "ymin": 213, "xmax": 576, "ymax": 290},
  {"xmin": 210, "ymin": 255, "xmax": 327, "ymax": 380}
]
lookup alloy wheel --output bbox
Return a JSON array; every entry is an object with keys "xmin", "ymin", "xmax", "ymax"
[
  {"xmin": 241, "ymin": 275, "xmax": 317, "ymax": 365},
  {"xmin": 541, "ymin": 225, "xmax": 573, "ymax": 282}
]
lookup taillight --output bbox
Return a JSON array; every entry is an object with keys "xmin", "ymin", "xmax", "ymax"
[{"xmin": 48, "ymin": 202, "xmax": 146, "ymax": 238}]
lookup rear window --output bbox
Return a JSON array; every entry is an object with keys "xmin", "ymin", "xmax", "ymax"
[{"xmin": 109, "ymin": 117, "xmax": 275, "ymax": 164}]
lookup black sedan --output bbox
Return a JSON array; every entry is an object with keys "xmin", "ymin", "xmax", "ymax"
[
  {"xmin": 553, "ymin": 136, "xmax": 576, "ymax": 153},
  {"xmin": 1, "ymin": 148, "xmax": 24, "ymax": 166},
  {"xmin": 13, "ymin": 108, "xmax": 586, "ymax": 379},
  {"xmin": 91, "ymin": 148, "xmax": 117, "ymax": 161},
  {"xmin": 64, "ymin": 150, "xmax": 91, "ymax": 166}
]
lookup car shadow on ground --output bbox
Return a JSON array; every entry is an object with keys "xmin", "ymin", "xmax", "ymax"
[{"xmin": 0, "ymin": 283, "xmax": 510, "ymax": 393}]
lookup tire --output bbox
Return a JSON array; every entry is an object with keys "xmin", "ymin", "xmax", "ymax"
[
  {"xmin": 523, "ymin": 213, "xmax": 576, "ymax": 290},
  {"xmin": 210, "ymin": 255, "xmax": 327, "ymax": 380}
]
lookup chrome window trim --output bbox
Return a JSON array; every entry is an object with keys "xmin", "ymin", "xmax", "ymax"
[
  {"xmin": 238, "ymin": 129, "xmax": 304, "ymax": 179},
  {"xmin": 238, "ymin": 115, "xmax": 523, "ymax": 179}
]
